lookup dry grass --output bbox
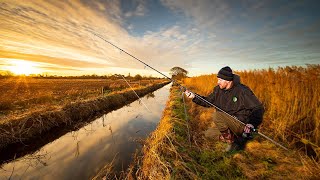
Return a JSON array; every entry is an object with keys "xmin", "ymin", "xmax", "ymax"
[
  {"xmin": 233, "ymin": 140, "xmax": 320, "ymax": 179},
  {"xmin": 92, "ymin": 154, "xmax": 118, "ymax": 180},
  {"xmin": 181, "ymin": 65, "xmax": 320, "ymax": 179},
  {"xmin": 124, "ymin": 66, "xmax": 320, "ymax": 179},
  {"xmin": 184, "ymin": 65, "xmax": 320, "ymax": 158},
  {"xmin": 132, "ymin": 86, "xmax": 176, "ymax": 179},
  {"xmin": 181, "ymin": 87, "xmax": 320, "ymax": 179},
  {"xmin": 0, "ymin": 81, "xmax": 169, "ymax": 153},
  {"xmin": 127, "ymin": 73, "xmax": 320, "ymax": 179},
  {"xmin": 129, "ymin": 84, "xmax": 245, "ymax": 179}
]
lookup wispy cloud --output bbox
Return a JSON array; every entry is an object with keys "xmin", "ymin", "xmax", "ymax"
[
  {"xmin": 160, "ymin": 0, "xmax": 320, "ymax": 74},
  {"xmin": 0, "ymin": 0, "xmax": 195, "ymax": 76},
  {"xmin": 0, "ymin": 0, "xmax": 319, "ymax": 77},
  {"xmin": 124, "ymin": 0, "xmax": 147, "ymax": 17},
  {"xmin": 161, "ymin": 0, "xmax": 231, "ymax": 29}
]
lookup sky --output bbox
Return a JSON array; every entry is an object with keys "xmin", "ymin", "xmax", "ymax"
[{"xmin": 0, "ymin": 0, "xmax": 319, "ymax": 77}]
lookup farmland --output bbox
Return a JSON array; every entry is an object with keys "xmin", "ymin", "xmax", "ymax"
[{"xmin": 0, "ymin": 77, "xmax": 164, "ymax": 123}]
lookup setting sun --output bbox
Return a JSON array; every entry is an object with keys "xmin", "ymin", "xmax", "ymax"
[{"xmin": 8, "ymin": 60, "xmax": 41, "ymax": 75}]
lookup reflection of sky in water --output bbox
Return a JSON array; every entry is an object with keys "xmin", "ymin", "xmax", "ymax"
[{"xmin": 0, "ymin": 84, "xmax": 171, "ymax": 180}]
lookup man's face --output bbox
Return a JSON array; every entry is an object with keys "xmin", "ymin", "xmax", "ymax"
[{"xmin": 217, "ymin": 78, "xmax": 229, "ymax": 89}]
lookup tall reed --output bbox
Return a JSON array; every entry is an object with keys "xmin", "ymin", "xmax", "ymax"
[{"xmin": 184, "ymin": 65, "xmax": 320, "ymax": 157}]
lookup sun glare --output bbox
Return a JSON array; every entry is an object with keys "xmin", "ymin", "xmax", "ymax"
[{"xmin": 8, "ymin": 60, "xmax": 41, "ymax": 75}]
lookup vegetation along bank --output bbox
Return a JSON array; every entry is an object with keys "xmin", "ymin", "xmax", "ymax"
[{"xmin": 0, "ymin": 81, "xmax": 170, "ymax": 161}]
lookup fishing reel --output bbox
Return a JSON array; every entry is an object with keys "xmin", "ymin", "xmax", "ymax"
[{"xmin": 242, "ymin": 128, "xmax": 258, "ymax": 139}]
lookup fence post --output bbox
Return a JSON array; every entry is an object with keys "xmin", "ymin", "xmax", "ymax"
[{"xmin": 101, "ymin": 87, "xmax": 104, "ymax": 97}]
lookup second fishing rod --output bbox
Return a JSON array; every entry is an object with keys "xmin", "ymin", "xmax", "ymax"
[{"xmin": 90, "ymin": 31, "xmax": 288, "ymax": 151}]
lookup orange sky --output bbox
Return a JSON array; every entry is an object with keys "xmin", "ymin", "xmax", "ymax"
[
  {"xmin": 1, "ymin": 0, "xmax": 319, "ymax": 76},
  {"xmin": 0, "ymin": 1, "xmax": 180, "ymax": 77}
]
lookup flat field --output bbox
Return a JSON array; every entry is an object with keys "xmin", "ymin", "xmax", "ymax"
[{"xmin": 0, "ymin": 77, "xmax": 163, "ymax": 122}]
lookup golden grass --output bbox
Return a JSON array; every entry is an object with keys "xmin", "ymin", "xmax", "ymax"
[
  {"xmin": 130, "ymin": 84, "xmax": 196, "ymax": 179},
  {"xmin": 124, "ymin": 66, "xmax": 320, "ymax": 179},
  {"xmin": 133, "ymin": 88, "xmax": 176, "ymax": 179},
  {"xmin": 183, "ymin": 65, "xmax": 320, "ymax": 158},
  {"xmin": 181, "ymin": 65, "xmax": 320, "ymax": 178},
  {"xmin": 0, "ymin": 81, "xmax": 170, "ymax": 152},
  {"xmin": 232, "ymin": 139, "xmax": 320, "ymax": 179},
  {"xmin": 130, "ymin": 85, "xmax": 245, "ymax": 179},
  {"xmin": 182, "ymin": 85, "xmax": 320, "ymax": 179},
  {"xmin": 0, "ymin": 77, "xmax": 163, "ymax": 123}
]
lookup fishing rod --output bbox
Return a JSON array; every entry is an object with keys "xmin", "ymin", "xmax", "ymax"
[
  {"xmin": 90, "ymin": 31, "xmax": 288, "ymax": 151},
  {"xmin": 90, "ymin": 31, "xmax": 174, "ymax": 82},
  {"xmin": 187, "ymin": 93, "xmax": 288, "ymax": 151}
]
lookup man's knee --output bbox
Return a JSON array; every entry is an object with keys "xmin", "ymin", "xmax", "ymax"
[{"xmin": 212, "ymin": 111, "xmax": 228, "ymax": 131}]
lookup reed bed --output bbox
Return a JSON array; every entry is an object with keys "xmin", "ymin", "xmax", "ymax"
[
  {"xmin": 131, "ymin": 75, "xmax": 319, "ymax": 179},
  {"xmin": 183, "ymin": 65, "xmax": 320, "ymax": 158}
]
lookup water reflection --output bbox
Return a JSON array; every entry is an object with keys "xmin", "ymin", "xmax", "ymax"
[{"xmin": 0, "ymin": 83, "xmax": 171, "ymax": 179}]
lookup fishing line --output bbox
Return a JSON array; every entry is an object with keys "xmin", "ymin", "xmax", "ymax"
[
  {"xmin": 181, "ymin": 90, "xmax": 191, "ymax": 146},
  {"xmin": 89, "ymin": 30, "xmax": 173, "ymax": 81},
  {"xmin": 89, "ymin": 31, "xmax": 288, "ymax": 151},
  {"xmin": 117, "ymin": 74, "xmax": 152, "ymax": 113}
]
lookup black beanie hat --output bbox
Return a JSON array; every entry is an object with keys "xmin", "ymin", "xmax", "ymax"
[{"xmin": 217, "ymin": 66, "xmax": 234, "ymax": 81}]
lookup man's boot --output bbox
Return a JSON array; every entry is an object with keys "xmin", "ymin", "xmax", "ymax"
[{"xmin": 225, "ymin": 136, "xmax": 248, "ymax": 152}]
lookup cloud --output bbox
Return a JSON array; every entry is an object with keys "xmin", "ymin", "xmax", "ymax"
[
  {"xmin": 0, "ymin": 50, "xmax": 108, "ymax": 68},
  {"xmin": 0, "ymin": 0, "xmax": 319, "ymax": 77},
  {"xmin": 160, "ymin": 0, "xmax": 231, "ymax": 29},
  {"xmin": 124, "ymin": 0, "xmax": 147, "ymax": 17},
  {"xmin": 0, "ymin": 0, "xmax": 238, "ymax": 76},
  {"xmin": 0, "ymin": 0, "xmax": 195, "ymax": 76},
  {"xmin": 159, "ymin": 0, "xmax": 320, "ymax": 75}
]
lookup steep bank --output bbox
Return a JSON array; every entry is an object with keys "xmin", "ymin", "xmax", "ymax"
[{"xmin": 0, "ymin": 82, "xmax": 170, "ymax": 155}]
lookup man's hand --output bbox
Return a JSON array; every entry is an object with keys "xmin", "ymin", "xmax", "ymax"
[
  {"xmin": 243, "ymin": 124, "xmax": 254, "ymax": 133},
  {"xmin": 185, "ymin": 90, "xmax": 195, "ymax": 99}
]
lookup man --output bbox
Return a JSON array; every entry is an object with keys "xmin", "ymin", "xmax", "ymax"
[{"xmin": 185, "ymin": 66, "xmax": 264, "ymax": 151}]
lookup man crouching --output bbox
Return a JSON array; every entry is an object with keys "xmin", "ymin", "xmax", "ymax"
[{"xmin": 185, "ymin": 66, "xmax": 264, "ymax": 151}]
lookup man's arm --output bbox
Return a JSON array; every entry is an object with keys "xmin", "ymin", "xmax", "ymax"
[
  {"xmin": 242, "ymin": 88, "xmax": 264, "ymax": 128},
  {"xmin": 248, "ymin": 106, "xmax": 264, "ymax": 127},
  {"xmin": 191, "ymin": 87, "xmax": 218, "ymax": 108}
]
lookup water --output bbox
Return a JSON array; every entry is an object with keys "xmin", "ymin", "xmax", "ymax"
[{"xmin": 0, "ymin": 84, "xmax": 171, "ymax": 180}]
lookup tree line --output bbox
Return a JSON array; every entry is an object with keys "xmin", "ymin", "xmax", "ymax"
[{"xmin": 0, "ymin": 71, "xmax": 163, "ymax": 80}]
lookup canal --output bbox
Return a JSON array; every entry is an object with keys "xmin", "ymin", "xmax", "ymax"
[{"xmin": 0, "ymin": 83, "xmax": 171, "ymax": 179}]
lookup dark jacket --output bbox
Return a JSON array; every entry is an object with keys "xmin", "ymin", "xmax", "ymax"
[{"xmin": 192, "ymin": 75, "xmax": 264, "ymax": 127}]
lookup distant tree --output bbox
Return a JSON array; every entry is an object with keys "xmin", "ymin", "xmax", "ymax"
[
  {"xmin": 134, "ymin": 74, "xmax": 142, "ymax": 81},
  {"xmin": 126, "ymin": 73, "xmax": 132, "ymax": 79},
  {"xmin": 110, "ymin": 74, "xmax": 118, "ymax": 80},
  {"xmin": 2, "ymin": 71, "xmax": 14, "ymax": 77},
  {"xmin": 170, "ymin": 67, "xmax": 188, "ymax": 80}
]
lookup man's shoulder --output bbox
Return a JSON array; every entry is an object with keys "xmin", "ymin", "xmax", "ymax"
[
  {"xmin": 213, "ymin": 85, "xmax": 223, "ymax": 92},
  {"xmin": 236, "ymin": 84, "xmax": 254, "ymax": 94}
]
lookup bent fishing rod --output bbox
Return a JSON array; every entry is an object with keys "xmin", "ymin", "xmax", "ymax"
[{"xmin": 90, "ymin": 31, "xmax": 288, "ymax": 151}]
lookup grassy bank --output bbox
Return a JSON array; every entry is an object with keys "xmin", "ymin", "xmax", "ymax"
[
  {"xmin": 128, "ymin": 82, "xmax": 319, "ymax": 179},
  {"xmin": 128, "ymin": 84, "xmax": 244, "ymax": 179},
  {"xmin": 0, "ymin": 81, "xmax": 170, "ymax": 154}
]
